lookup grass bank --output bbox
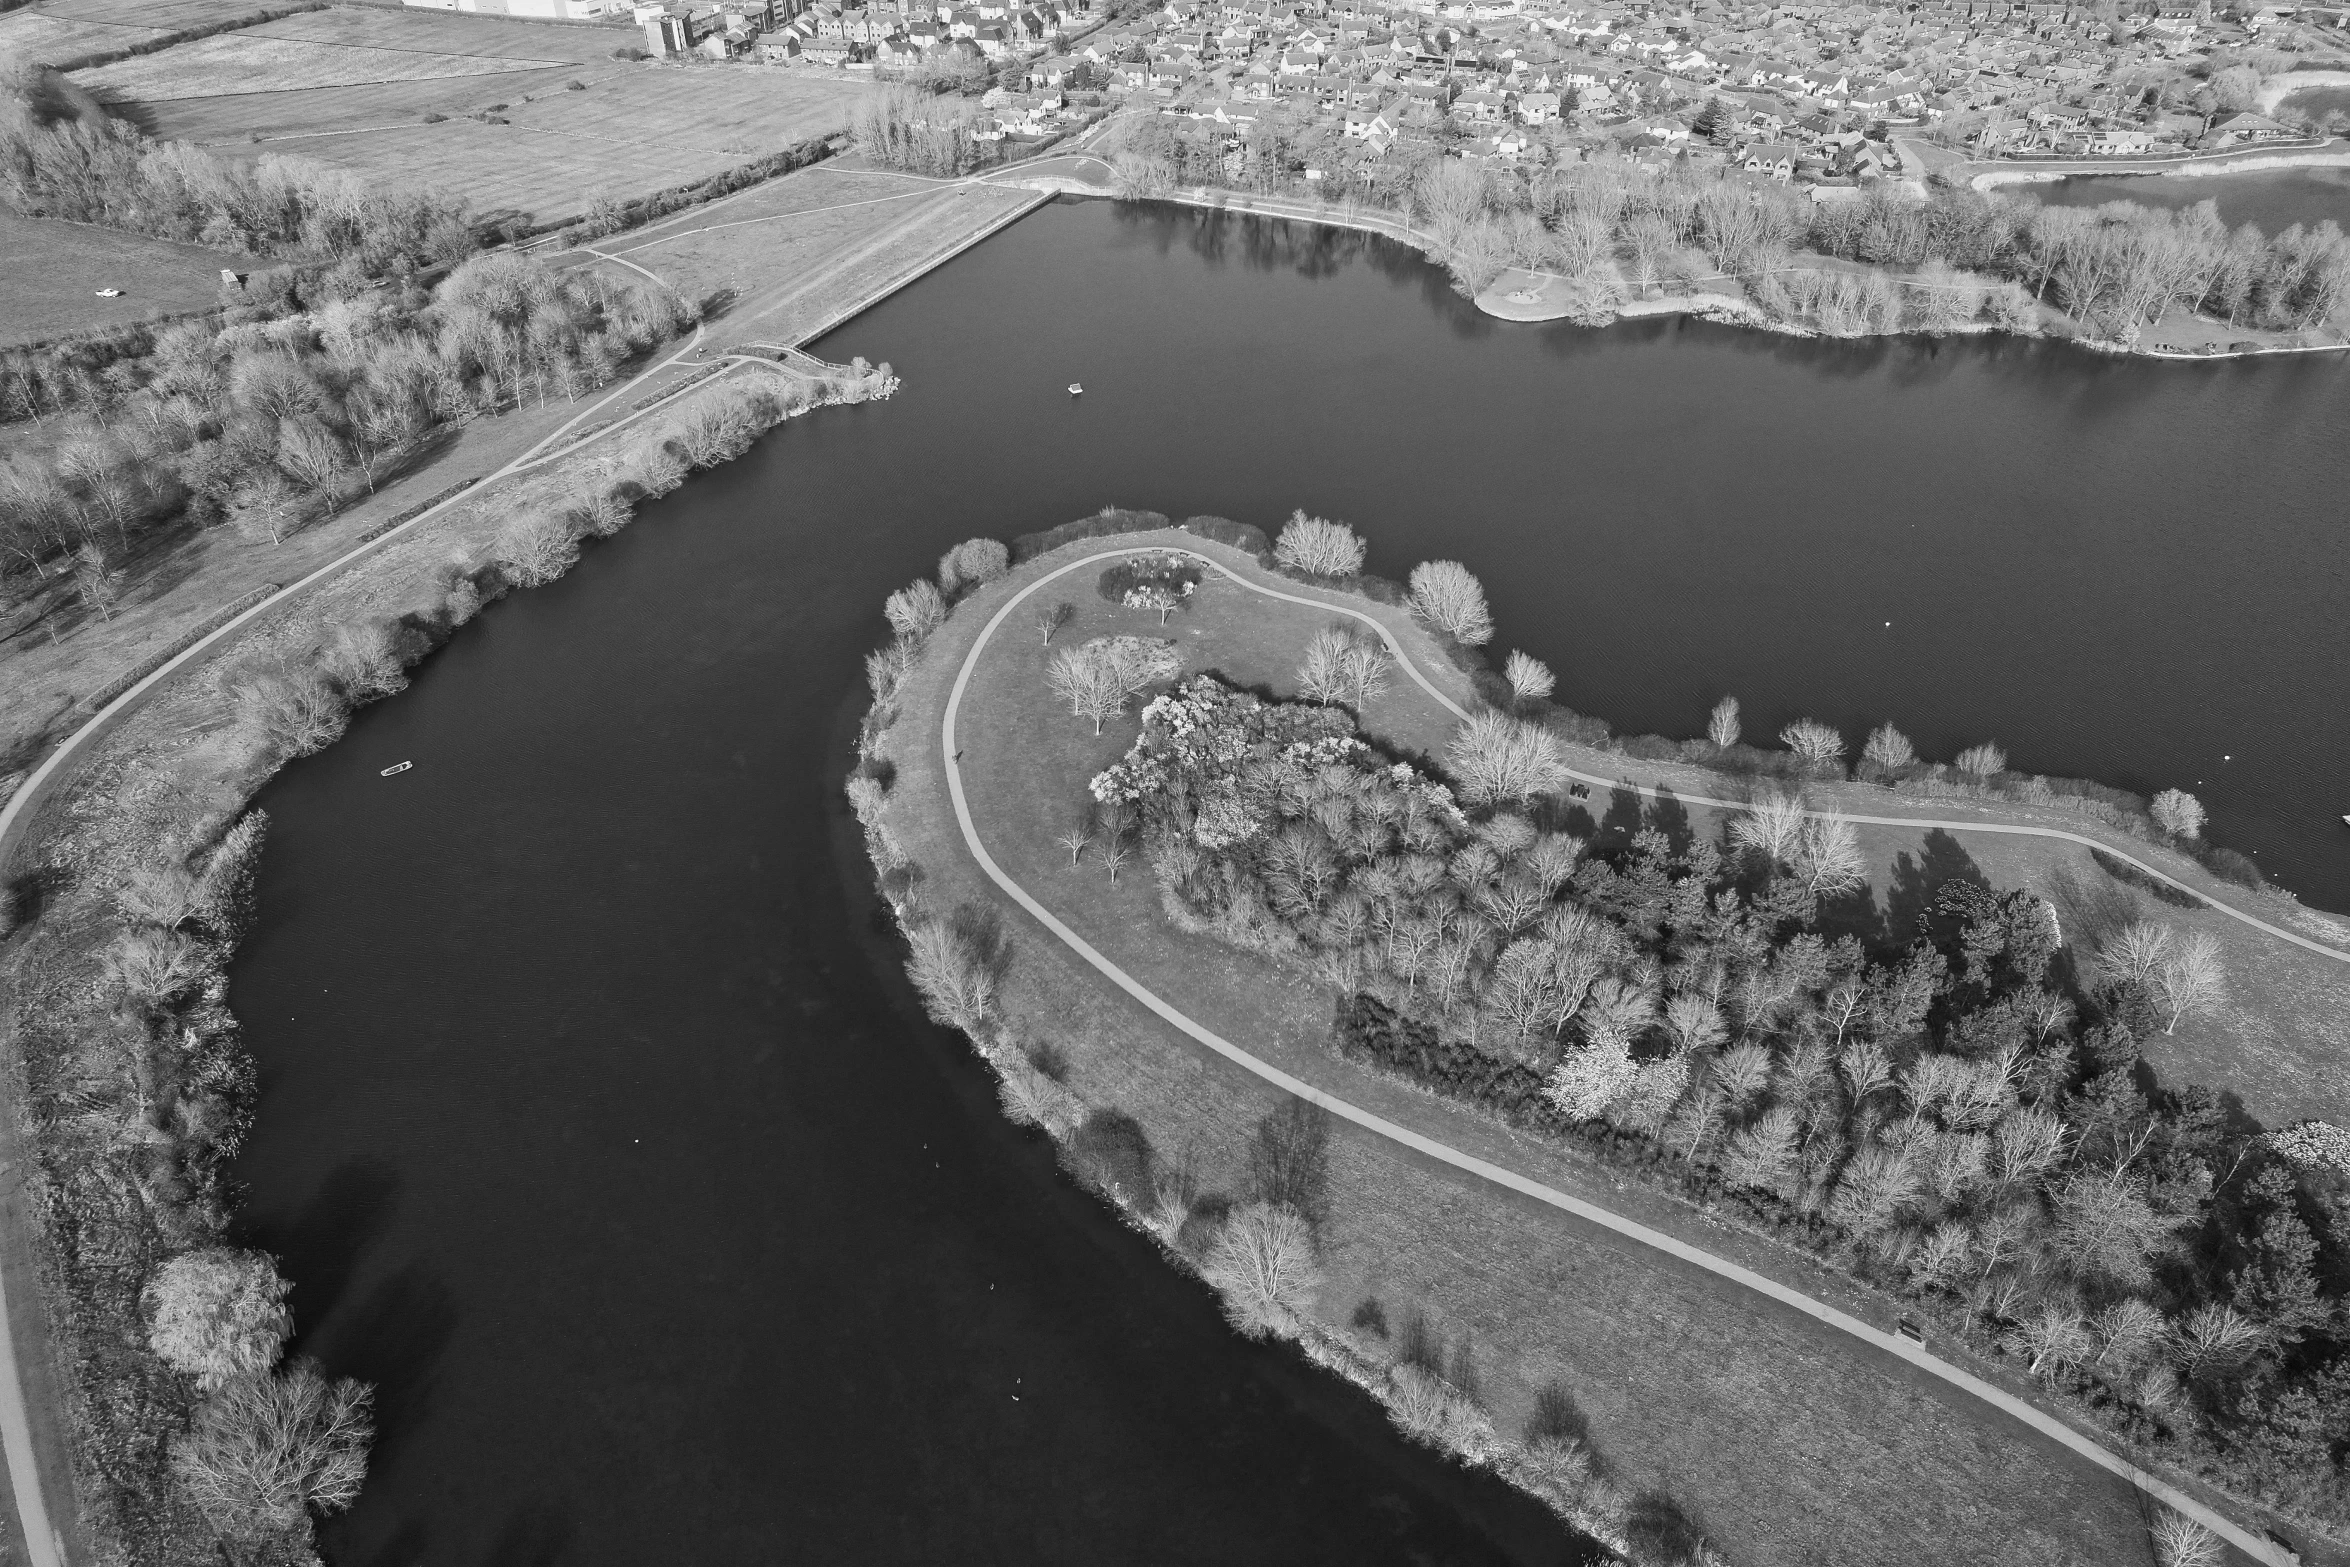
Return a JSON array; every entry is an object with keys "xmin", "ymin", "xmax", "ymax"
[{"xmin": 0, "ymin": 358, "xmax": 894, "ymax": 1567}]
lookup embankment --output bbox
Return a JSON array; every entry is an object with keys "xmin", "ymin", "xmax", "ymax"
[{"xmin": 0, "ymin": 358, "xmax": 894, "ymax": 1567}]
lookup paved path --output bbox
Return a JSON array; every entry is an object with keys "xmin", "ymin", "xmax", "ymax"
[
  {"xmin": 938, "ymin": 542, "xmax": 2293, "ymax": 1567},
  {"xmin": 0, "ymin": 336, "xmax": 837, "ymax": 1567}
]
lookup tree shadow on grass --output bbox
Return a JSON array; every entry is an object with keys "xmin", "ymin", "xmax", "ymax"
[
  {"xmin": 1886, "ymin": 828, "xmax": 1986, "ymax": 946},
  {"xmin": 1624, "ymin": 1490, "xmax": 1714, "ymax": 1566}
]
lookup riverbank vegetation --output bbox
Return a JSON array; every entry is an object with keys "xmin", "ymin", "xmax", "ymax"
[
  {"xmin": 859, "ymin": 510, "xmax": 2350, "ymax": 1562},
  {"xmin": 0, "ymin": 61, "xmax": 703, "ymax": 661},
  {"xmin": 1106, "ymin": 126, "xmax": 2350, "ymax": 346},
  {"xmin": 0, "ymin": 359, "xmax": 892, "ymax": 1567}
]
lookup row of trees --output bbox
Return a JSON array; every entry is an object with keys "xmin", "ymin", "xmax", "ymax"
[
  {"xmin": 1116, "ymin": 118, "xmax": 2350, "ymax": 341},
  {"xmin": 0, "ymin": 254, "xmax": 699, "ymax": 611},
  {"xmin": 1, "ymin": 64, "xmax": 475, "ymax": 277},
  {"xmin": 42, "ymin": 361, "xmax": 888, "ymax": 1557}
]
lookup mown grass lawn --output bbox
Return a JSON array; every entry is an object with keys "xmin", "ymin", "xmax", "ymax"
[{"xmin": 879, "ymin": 530, "xmax": 2185, "ymax": 1567}]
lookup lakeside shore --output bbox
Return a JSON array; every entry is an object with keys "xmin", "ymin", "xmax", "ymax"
[
  {"xmin": 990, "ymin": 171, "xmax": 2348, "ymax": 361},
  {"xmin": 0, "ymin": 352, "xmax": 893, "ymax": 1567},
  {"xmin": 1966, "ymin": 141, "xmax": 2350, "ymax": 191}
]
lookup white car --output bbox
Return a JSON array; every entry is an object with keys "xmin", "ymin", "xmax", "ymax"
[{"xmin": 94, "ymin": 287, "xmax": 123, "ymax": 297}]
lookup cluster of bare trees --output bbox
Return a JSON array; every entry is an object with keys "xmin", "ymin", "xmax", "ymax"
[
  {"xmin": 1, "ymin": 64, "xmax": 474, "ymax": 273},
  {"xmin": 1047, "ymin": 634, "xmax": 1182, "ymax": 734},
  {"xmin": 0, "ymin": 255, "xmax": 699, "ymax": 611},
  {"xmin": 1296, "ymin": 622, "xmax": 1390, "ymax": 712},
  {"xmin": 850, "ymin": 86, "xmax": 997, "ymax": 177},
  {"xmin": 1811, "ymin": 183, "xmax": 2350, "ymax": 338}
]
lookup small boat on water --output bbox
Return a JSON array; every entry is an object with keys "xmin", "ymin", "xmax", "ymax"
[
  {"xmin": 380, "ymin": 761, "xmax": 413, "ymax": 777},
  {"xmin": 1067, "ymin": 383, "xmax": 1083, "ymax": 395}
]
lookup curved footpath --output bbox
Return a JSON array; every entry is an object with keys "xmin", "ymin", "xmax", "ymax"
[
  {"xmin": 0, "ymin": 333, "xmax": 830, "ymax": 1567},
  {"xmin": 941, "ymin": 543, "xmax": 2298, "ymax": 1567}
]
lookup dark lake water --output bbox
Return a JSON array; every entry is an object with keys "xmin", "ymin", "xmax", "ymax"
[
  {"xmin": 229, "ymin": 196, "xmax": 2350, "ymax": 1566},
  {"xmin": 2018, "ymin": 162, "xmax": 2350, "ymax": 232}
]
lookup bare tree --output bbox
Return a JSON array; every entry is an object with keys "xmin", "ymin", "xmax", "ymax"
[
  {"xmin": 496, "ymin": 509, "xmax": 580, "ymax": 588},
  {"xmin": 1955, "ymin": 741, "xmax": 2007, "ymax": 779},
  {"xmin": 937, "ymin": 537, "xmax": 1009, "ymax": 598},
  {"xmin": 2014, "ymin": 1302, "xmax": 2091, "ymax": 1375},
  {"xmin": 1794, "ymin": 811, "xmax": 1867, "ymax": 899},
  {"xmin": 1780, "ymin": 718, "xmax": 1846, "ymax": 770},
  {"xmin": 1706, "ymin": 694, "xmax": 1741, "ymax": 748},
  {"xmin": 2149, "ymin": 788, "xmax": 2205, "ymax": 840},
  {"xmin": 1036, "ymin": 601, "xmax": 1074, "ymax": 645},
  {"xmin": 1730, "ymin": 787, "xmax": 1807, "ymax": 864},
  {"xmin": 884, "ymin": 578, "xmax": 948, "ymax": 642},
  {"xmin": 1297, "ymin": 625, "xmax": 1352, "ymax": 705},
  {"xmin": 1202, "ymin": 1202, "xmax": 1321, "ymax": 1340},
  {"xmin": 1274, "ymin": 511, "xmax": 1366, "ymax": 577},
  {"xmin": 2098, "ymin": 920, "xmax": 2173, "ymax": 990},
  {"xmin": 1447, "ymin": 710, "xmax": 1568, "ymax": 805},
  {"xmin": 2150, "ymin": 1510, "xmax": 2222, "ymax": 1567},
  {"xmin": 1503, "ymin": 650, "xmax": 1554, "ymax": 706},
  {"xmin": 905, "ymin": 918, "xmax": 994, "ymax": 1033},
  {"xmin": 2150, "ymin": 930, "xmax": 2225, "ymax": 1035},
  {"xmin": 72, "ymin": 541, "xmax": 123, "ymax": 621},
  {"xmin": 1407, "ymin": 560, "xmax": 1494, "ymax": 646},
  {"xmin": 173, "ymin": 1360, "xmax": 373, "ymax": 1542},
  {"xmin": 1861, "ymin": 722, "xmax": 1914, "ymax": 772}
]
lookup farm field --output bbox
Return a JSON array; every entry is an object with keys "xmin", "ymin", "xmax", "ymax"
[
  {"xmin": 0, "ymin": 211, "xmax": 254, "ymax": 347},
  {"xmin": 0, "ymin": 0, "xmax": 278, "ymax": 67},
  {"xmin": 75, "ymin": 30, "xmax": 567, "ymax": 99},
  {"xmin": 877, "ymin": 536, "xmax": 2208, "ymax": 1567},
  {"xmin": 91, "ymin": 8, "xmax": 869, "ymax": 227}
]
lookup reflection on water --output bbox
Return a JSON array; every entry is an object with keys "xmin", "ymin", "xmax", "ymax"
[{"xmin": 2020, "ymin": 163, "xmax": 2350, "ymax": 233}]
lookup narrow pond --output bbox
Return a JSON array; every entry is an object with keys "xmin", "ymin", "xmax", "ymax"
[
  {"xmin": 229, "ymin": 197, "xmax": 2350, "ymax": 1566},
  {"xmin": 2016, "ymin": 161, "xmax": 2350, "ymax": 232}
]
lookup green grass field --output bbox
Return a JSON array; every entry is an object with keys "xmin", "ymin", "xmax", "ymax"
[
  {"xmin": 73, "ymin": 6, "xmax": 867, "ymax": 227},
  {"xmin": 0, "ymin": 210, "xmax": 254, "ymax": 347},
  {"xmin": 0, "ymin": 0, "xmax": 275, "ymax": 68},
  {"xmin": 877, "ymin": 532, "xmax": 2219, "ymax": 1567}
]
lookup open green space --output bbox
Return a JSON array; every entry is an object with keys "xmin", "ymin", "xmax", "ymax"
[
  {"xmin": 75, "ymin": 7, "xmax": 866, "ymax": 227},
  {"xmin": 0, "ymin": 211, "xmax": 255, "ymax": 346}
]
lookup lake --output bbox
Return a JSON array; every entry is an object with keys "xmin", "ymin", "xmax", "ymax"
[
  {"xmin": 2015, "ymin": 162, "xmax": 2350, "ymax": 232},
  {"xmin": 228, "ymin": 196, "xmax": 2350, "ymax": 1566}
]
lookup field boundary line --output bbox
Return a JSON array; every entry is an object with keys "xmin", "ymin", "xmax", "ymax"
[{"xmin": 940, "ymin": 542, "xmax": 2294, "ymax": 1567}]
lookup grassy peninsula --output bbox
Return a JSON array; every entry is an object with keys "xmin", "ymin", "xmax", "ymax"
[{"xmin": 854, "ymin": 510, "xmax": 2350, "ymax": 1567}]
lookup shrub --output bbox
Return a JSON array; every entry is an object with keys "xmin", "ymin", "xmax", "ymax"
[
  {"xmin": 496, "ymin": 509, "xmax": 581, "ymax": 588},
  {"xmin": 106, "ymin": 927, "xmax": 207, "ymax": 1007},
  {"xmin": 1779, "ymin": 718, "xmax": 1845, "ymax": 771},
  {"xmin": 144, "ymin": 1249, "xmax": 293, "ymax": 1391},
  {"xmin": 1273, "ymin": 510, "xmax": 1366, "ymax": 577},
  {"xmin": 904, "ymin": 917, "xmax": 993, "ymax": 1032},
  {"xmin": 2150, "ymin": 788, "xmax": 2205, "ymax": 841},
  {"xmin": 883, "ymin": 578, "xmax": 948, "ymax": 642},
  {"xmin": 227, "ymin": 668, "xmax": 349, "ymax": 760},
  {"xmin": 1861, "ymin": 722, "xmax": 1914, "ymax": 773},
  {"xmin": 1407, "ymin": 560, "xmax": 1493, "ymax": 646},
  {"xmin": 1502, "ymin": 650, "xmax": 1554, "ymax": 705},
  {"xmin": 1955, "ymin": 741, "xmax": 2007, "ymax": 778},
  {"xmin": 1385, "ymin": 1362, "xmax": 1492, "ymax": 1452},
  {"xmin": 938, "ymin": 537, "xmax": 1010, "ymax": 598}
]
